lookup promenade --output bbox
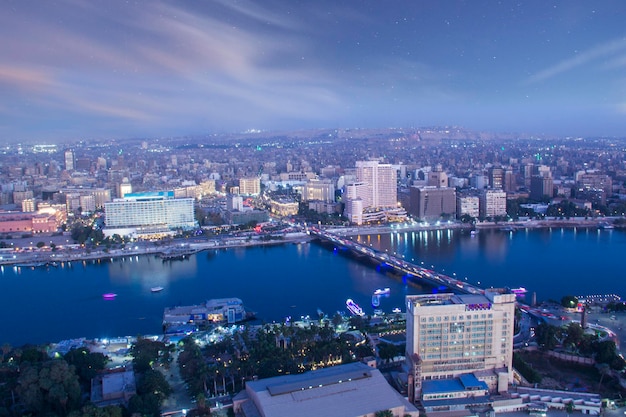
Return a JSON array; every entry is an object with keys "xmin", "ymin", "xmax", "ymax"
[{"xmin": 0, "ymin": 231, "xmax": 311, "ymax": 266}]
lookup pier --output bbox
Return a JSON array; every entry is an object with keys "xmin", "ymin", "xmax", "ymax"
[{"xmin": 308, "ymin": 227, "xmax": 483, "ymax": 295}]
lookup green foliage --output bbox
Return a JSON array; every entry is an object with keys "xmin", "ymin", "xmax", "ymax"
[
  {"xmin": 70, "ymin": 223, "xmax": 105, "ymax": 245},
  {"xmin": 513, "ymin": 353, "xmax": 542, "ymax": 383},
  {"xmin": 17, "ymin": 359, "xmax": 82, "ymax": 416},
  {"xmin": 64, "ymin": 347, "xmax": 109, "ymax": 387},
  {"xmin": 136, "ymin": 369, "xmax": 172, "ymax": 401},
  {"xmin": 377, "ymin": 342, "xmax": 405, "ymax": 363},
  {"xmin": 546, "ymin": 200, "xmax": 590, "ymax": 218},
  {"xmin": 128, "ymin": 392, "xmax": 162, "ymax": 417},
  {"xmin": 130, "ymin": 337, "xmax": 168, "ymax": 373},
  {"xmin": 67, "ymin": 404, "xmax": 124, "ymax": 417},
  {"xmin": 560, "ymin": 295, "xmax": 579, "ymax": 308}
]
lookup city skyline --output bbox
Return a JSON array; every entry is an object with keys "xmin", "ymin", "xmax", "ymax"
[{"xmin": 1, "ymin": 1, "xmax": 626, "ymax": 143}]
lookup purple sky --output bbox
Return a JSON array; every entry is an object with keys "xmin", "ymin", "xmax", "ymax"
[{"xmin": 1, "ymin": 0, "xmax": 625, "ymax": 142}]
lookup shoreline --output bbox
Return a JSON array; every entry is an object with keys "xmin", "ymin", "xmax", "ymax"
[{"xmin": 0, "ymin": 218, "xmax": 620, "ymax": 266}]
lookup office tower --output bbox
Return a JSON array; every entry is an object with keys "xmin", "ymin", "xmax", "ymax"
[
  {"xmin": 408, "ymin": 186, "xmax": 456, "ymax": 221},
  {"xmin": 488, "ymin": 166, "xmax": 503, "ymax": 189},
  {"xmin": 64, "ymin": 150, "xmax": 75, "ymax": 171}
]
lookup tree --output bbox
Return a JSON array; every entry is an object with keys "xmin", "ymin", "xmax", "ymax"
[
  {"xmin": 64, "ymin": 347, "xmax": 109, "ymax": 387},
  {"xmin": 36, "ymin": 241, "xmax": 45, "ymax": 248},
  {"xmin": 130, "ymin": 337, "xmax": 167, "ymax": 373},
  {"xmin": 136, "ymin": 369, "xmax": 171, "ymax": 402},
  {"xmin": 534, "ymin": 323, "xmax": 558, "ymax": 350},
  {"xmin": 563, "ymin": 322, "xmax": 584, "ymax": 351},
  {"xmin": 17, "ymin": 359, "xmax": 81, "ymax": 416},
  {"xmin": 560, "ymin": 295, "xmax": 578, "ymax": 309}
]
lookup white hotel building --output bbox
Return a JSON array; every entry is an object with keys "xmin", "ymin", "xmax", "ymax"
[
  {"xmin": 405, "ymin": 291, "xmax": 516, "ymax": 404},
  {"xmin": 104, "ymin": 191, "xmax": 196, "ymax": 238}
]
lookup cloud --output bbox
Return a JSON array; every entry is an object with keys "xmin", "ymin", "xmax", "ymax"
[{"xmin": 527, "ymin": 37, "xmax": 626, "ymax": 84}]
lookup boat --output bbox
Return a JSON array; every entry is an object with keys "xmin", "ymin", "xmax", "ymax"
[
  {"xmin": 346, "ymin": 299, "xmax": 365, "ymax": 316},
  {"xmin": 151, "ymin": 286, "xmax": 164, "ymax": 293},
  {"xmin": 374, "ymin": 287, "xmax": 390, "ymax": 296},
  {"xmin": 392, "ymin": 307, "xmax": 401, "ymax": 314},
  {"xmin": 371, "ymin": 294, "xmax": 380, "ymax": 307},
  {"xmin": 102, "ymin": 293, "xmax": 117, "ymax": 300}
]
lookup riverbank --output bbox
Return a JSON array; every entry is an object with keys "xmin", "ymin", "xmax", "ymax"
[
  {"xmin": 0, "ymin": 217, "xmax": 619, "ymax": 266},
  {"xmin": 0, "ymin": 232, "xmax": 311, "ymax": 266},
  {"xmin": 325, "ymin": 217, "xmax": 617, "ymax": 237}
]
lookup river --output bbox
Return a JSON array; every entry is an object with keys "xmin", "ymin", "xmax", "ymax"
[{"xmin": 1, "ymin": 227, "xmax": 623, "ymax": 346}]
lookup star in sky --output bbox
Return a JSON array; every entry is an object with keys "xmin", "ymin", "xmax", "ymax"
[{"xmin": 0, "ymin": 0, "xmax": 625, "ymax": 142}]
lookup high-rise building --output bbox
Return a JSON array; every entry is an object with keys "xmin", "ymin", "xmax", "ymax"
[
  {"xmin": 530, "ymin": 176, "xmax": 554, "ymax": 201},
  {"xmin": 239, "ymin": 177, "xmax": 261, "ymax": 196},
  {"xmin": 479, "ymin": 189, "xmax": 507, "ymax": 218},
  {"xmin": 104, "ymin": 191, "xmax": 196, "ymax": 234},
  {"xmin": 488, "ymin": 167, "xmax": 503, "ymax": 189},
  {"xmin": 409, "ymin": 186, "xmax": 456, "ymax": 221},
  {"xmin": 64, "ymin": 150, "xmax": 75, "ymax": 171},
  {"xmin": 405, "ymin": 291, "xmax": 516, "ymax": 404},
  {"xmin": 503, "ymin": 169, "xmax": 515, "ymax": 192},
  {"xmin": 355, "ymin": 160, "xmax": 397, "ymax": 208}
]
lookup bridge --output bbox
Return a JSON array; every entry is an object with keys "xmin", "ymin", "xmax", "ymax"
[{"xmin": 307, "ymin": 227, "xmax": 484, "ymax": 296}]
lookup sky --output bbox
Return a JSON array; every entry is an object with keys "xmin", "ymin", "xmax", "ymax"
[{"xmin": 1, "ymin": 0, "xmax": 626, "ymax": 143}]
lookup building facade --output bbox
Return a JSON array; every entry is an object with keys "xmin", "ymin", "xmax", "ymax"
[
  {"xmin": 479, "ymin": 189, "xmax": 507, "ymax": 218},
  {"xmin": 303, "ymin": 179, "xmax": 335, "ymax": 203},
  {"xmin": 456, "ymin": 195, "xmax": 480, "ymax": 219},
  {"xmin": 239, "ymin": 177, "xmax": 261, "ymax": 196},
  {"xmin": 104, "ymin": 191, "xmax": 196, "ymax": 232},
  {"xmin": 405, "ymin": 291, "xmax": 516, "ymax": 404},
  {"xmin": 409, "ymin": 186, "xmax": 456, "ymax": 221},
  {"xmin": 355, "ymin": 160, "xmax": 397, "ymax": 208}
]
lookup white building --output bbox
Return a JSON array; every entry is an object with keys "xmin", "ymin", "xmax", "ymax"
[
  {"xmin": 405, "ymin": 291, "xmax": 516, "ymax": 404},
  {"xmin": 64, "ymin": 150, "xmax": 75, "ymax": 171},
  {"xmin": 344, "ymin": 161, "xmax": 398, "ymax": 224},
  {"xmin": 104, "ymin": 191, "xmax": 196, "ymax": 236},
  {"xmin": 479, "ymin": 189, "xmax": 507, "ymax": 218},
  {"xmin": 239, "ymin": 177, "xmax": 261, "ymax": 196},
  {"xmin": 457, "ymin": 195, "xmax": 480, "ymax": 219},
  {"xmin": 233, "ymin": 362, "xmax": 419, "ymax": 417},
  {"xmin": 118, "ymin": 178, "xmax": 132, "ymax": 198},
  {"xmin": 303, "ymin": 179, "xmax": 335, "ymax": 202},
  {"xmin": 355, "ymin": 160, "xmax": 397, "ymax": 208}
]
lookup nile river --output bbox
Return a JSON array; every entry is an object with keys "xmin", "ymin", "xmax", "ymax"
[{"xmin": 1, "ymin": 227, "xmax": 623, "ymax": 346}]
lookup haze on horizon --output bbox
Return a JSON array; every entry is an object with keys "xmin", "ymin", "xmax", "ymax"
[{"xmin": 1, "ymin": 0, "xmax": 625, "ymax": 143}]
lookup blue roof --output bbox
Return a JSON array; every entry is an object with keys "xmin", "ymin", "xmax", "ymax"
[
  {"xmin": 422, "ymin": 379, "xmax": 464, "ymax": 394},
  {"xmin": 459, "ymin": 373, "xmax": 487, "ymax": 390},
  {"xmin": 422, "ymin": 374, "xmax": 489, "ymax": 394}
]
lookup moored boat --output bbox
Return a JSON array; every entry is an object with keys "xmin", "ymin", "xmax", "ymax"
[
  {"xmin": 374, "ymin": 287, "xmax": 390, "ymax": 296},
  {"xmin": 346, "ymin": 299, "xmax": 365, "ymax": 316}
]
